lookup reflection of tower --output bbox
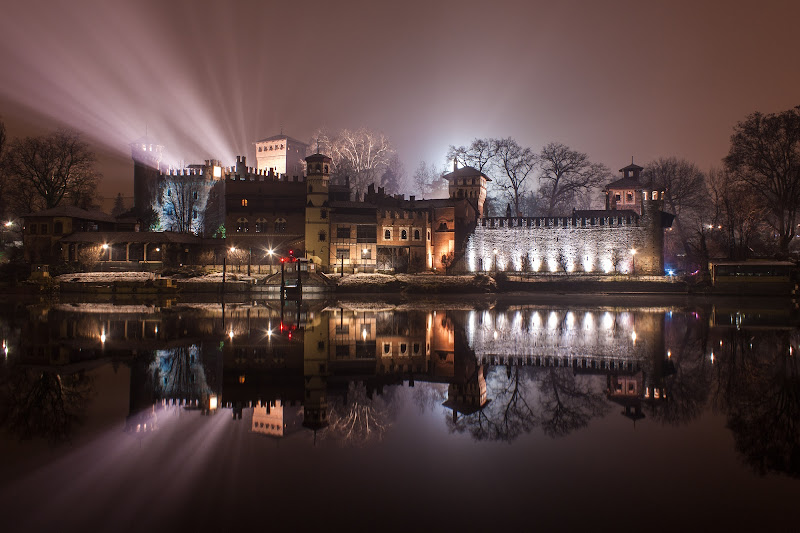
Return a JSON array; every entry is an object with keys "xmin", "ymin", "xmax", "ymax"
[
  {"xmin": 302, "ymin": 312, "xmax": 329, "ymax": 431},
  {"xmin": 442, "ymin": 313, "xmax": 489, "ymax": 421},
  {"xmin": 304, "ymin": 153, "xmax": 331, "ymax": 267},
  {"xmin": 131, "ymin": 137, "xmax": 164, "ymax": 217}
]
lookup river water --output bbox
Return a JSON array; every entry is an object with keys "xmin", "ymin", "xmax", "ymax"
[{"xmin": 0, "ymin": 295, "xmax": 797, "ymax": 531}]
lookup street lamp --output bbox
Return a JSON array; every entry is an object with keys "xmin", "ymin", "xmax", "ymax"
[
  {"xmin": 630, "ymin": 248, "xmax": 637, "ymax": 276},
  {"xmin": 266, "ymin": 248, "xmax": 274, "ymax": 275}
]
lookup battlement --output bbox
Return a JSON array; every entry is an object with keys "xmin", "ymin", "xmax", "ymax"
[
  {"xmin": 225, "ymin": 170, "xmax": 304, "ymax": 183},
  {"xmin": 480, "ymin": 214, "xmax": 640, "ymax": 229}
]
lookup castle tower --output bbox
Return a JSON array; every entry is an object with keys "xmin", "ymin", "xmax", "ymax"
[
  {"xmin": 605, "ymin": 161, "xmax": 645, "ymax": 214},
  {"xmin": 304, "ymin": 153, "xmax": 331, "ymax": 268},
  {"xmin": 130, "ymin": 137, "xmax": 164, "ymax": 216},
  {"xmin": 254, "ymin": 134, "xmax": 308, "ymax": 177},
  {"xmin": 638, "ymin": 181, "xmax": 667, "ymax": 275},
  {"xmin": 442, "ymin": 160, "xmax": 491, "ymax": 217}
]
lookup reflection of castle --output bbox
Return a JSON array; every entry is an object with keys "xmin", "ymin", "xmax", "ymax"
[{"xmin": 17, "ymin": 302, "xmax": 672, "ymax": 437}]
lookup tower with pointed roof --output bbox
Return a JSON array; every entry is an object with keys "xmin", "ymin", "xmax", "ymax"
[{"xmin": 442, "ymin": 160, "xmax": 491, "ymax": 217}]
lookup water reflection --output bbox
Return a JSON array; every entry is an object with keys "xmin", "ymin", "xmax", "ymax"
[{"xmin": 0, "ymin": 299, "xmax": 798, "ymax": 476}]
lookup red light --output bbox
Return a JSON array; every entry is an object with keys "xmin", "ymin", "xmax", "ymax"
[
  {"xmin": 288, "ymin": 332, "xmax": 292, "ymax": 339},
  {"xmin": 280, "ymin": 258, "xmax": 285, "ymax": 263}
]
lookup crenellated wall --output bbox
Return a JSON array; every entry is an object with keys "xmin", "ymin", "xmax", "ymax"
[{"xmin": 465, "ymin": 207, "xmax": 665, "ymax": 275}]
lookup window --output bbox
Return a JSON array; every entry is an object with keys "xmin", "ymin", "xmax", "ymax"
[
  {"xmin": 383, "ymin": 343, "xmax": 391, "ymax": 354},
  {"xmin": 335, "ymin": 324, "xmax": 350, "ymax": 335},
  {"xmin": 400, "ymin": 229, "xmax": 408, "ymax": 240},
  {"xmin": 54, "ymin": 222, "xmax": 63, "ymax": 234},
  {"xmin": 275, "ymin": 218, "xmax": 287, "ymax": 232},
  {"xmin": 40, "ymin": 224, "xmax": 48, "ymax": 234},
  {"xmin": 400, "ymin": 343, "xmax": 407, "ymax": 354},
  {"xmin": 626, "ymin": 192, "xmax": 633, "ymax": 202},
  {"xmin": 241, "ymin": 199, "xmax": 248, "ymax": 207},
  {"xmin": 336, "ymin": 226, "xmax": 351, "ymax": 239},
  {"xmin": 237, "ymin": 217, "xmax": 249, "ymax": 233},
  {"xmin": 335, "ymin": 344, "xmax": 350, "ymax": 357},
  {"xmin": 337, "ymin": 248, "xmax": 350, "ymax": 259},
  {"xmin": 652, "ymin": 191, "xmax": 658, "ymax": 200},
  {"xmin": 318, "ymin": 230, "xmax": 326, "ymax": 242},
  {"xmin": 361, "ymin": 248, "xmax": 372, "ymax": 259},
  {"xmin": 192, "ymin": 208, "xmax": 198, "ymax": 219},
  {"xmin": 321, "ymin": 209, "xmax": 327, "ymax": 219},
  {"xmin": 193, "ymin": 191, "xmax": 198, "ymax": 200},
  {"xmin": 614, "ymin": 193, "xmax": 621, "ymax": 202},
  {"xmin": 30, "ymin": 224, "xmax": 37, "ymax": 235},
  {"xmin": 427, "ymin": 231, "xmax": 431, "ymax": 241},
  {"xmin": 413, "ymin": 229, "xmax": 421, "ymax": 240},
  {"xmin": 255, "ymin": 218, "xmax": 267, "ymax": 232},
  {"xmin": 356, "ymin": 225, "xmax": 376, "ymax": 243},
  {"xmin": 384, "ymin": 228, "xmax": 392, "ymax": 240}
]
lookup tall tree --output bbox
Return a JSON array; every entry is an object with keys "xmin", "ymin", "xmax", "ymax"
[
  {"xmin": 6, "ymin": 129, "xmax": 99, "ymax": 213},
  {"xmin": 379, "ymin": 153, "xmax": 405, "ymax": 195},
  {"xmin": 111, "ymin": 193, "xmax": 126, "ymax": 217},
  {"xmin": 494, "ymin": 137, "xmax": 536, "ymax": 217},
  {"xmin": 160, "ymin": 176, "xmax": 204, "ymax": 234},
  {"xmin": 447, "ymin": 138, "xmax": 498, "ymax": 174},
  {"xmin": 537, "ymin": 142, "xmax": 610, "ymax": 216},
  {"xmin": 412, "ymin": 161, "xmax": 447, "ymax": 198},
  {"xmin": 642, "ymin": 157, "xmax": 710, "ymax": 262},
  {"xmin": 724, "ymin": 105, "xmax": 800, "ymax": 255},
  {"xmin": 708, "ymin": 167, "xmax": 766, "ymax": 259},
  {"xmin": 314, "ymin": 127, "xmax": 394, "ymax": 195}
]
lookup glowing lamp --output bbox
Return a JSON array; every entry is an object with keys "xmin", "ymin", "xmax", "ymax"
[
  {"xmin": 213, "ymin": 166, "xmax": 222, "ymax": 178},
  {"xmin": 4, "ymin": 221, "xmax": 12, "ymax": 227},
  {"xmin": 209, "ymin": 395, "xmax": 218, "ymax": 410},
  {"xmin": 102, "ymin": 244, "xmax": 109, "ymax": 250}
]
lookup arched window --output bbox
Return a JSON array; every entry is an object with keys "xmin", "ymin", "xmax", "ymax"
[
  {"xmin": 255, "ymin": 218, "xmax": 267, "ymax": 232},
  {"xmin": 401, "ymin": 229, "xmax": 408, "ymax": 240},
  {"xmin": 241, "ymin": 199, "xmax": 248, "ymax": 207},
  {"xmin": 384, "ymin": 229, "xmax": 391, "ymax": 240},
  {"xmin": 237, "ymin": 217, "xmax": 249, "ymax": 233},
  {"xmin": 275, "ymin": 218, "xmax": 287, "ymax": 233},
  {"xmin": 413, "ymin": 229, "xmax": 420, "ymax": 240}
]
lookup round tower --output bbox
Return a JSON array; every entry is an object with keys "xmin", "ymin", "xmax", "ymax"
[{"xmin": 638, "ymin": 184, "xmax": 666, "ymax": 275}]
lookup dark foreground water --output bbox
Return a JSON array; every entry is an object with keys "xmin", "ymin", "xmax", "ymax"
[{"xmin": 0, "ymin": 295, "xmax": 797, "ymax": 531}]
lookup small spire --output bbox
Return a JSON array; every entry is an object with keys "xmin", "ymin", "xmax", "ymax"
[{"xmin": 631, "ymin": 156, "xmax": 634, "ymax": 165}]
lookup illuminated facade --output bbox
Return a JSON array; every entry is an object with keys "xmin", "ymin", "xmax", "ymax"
[
  {"xmin": 465, "ymin": 162, "xmax": 671, "ymax": 275},
  {"xmin": 254, "ymin": 134, "xmax": 308, "ymax": 177}
]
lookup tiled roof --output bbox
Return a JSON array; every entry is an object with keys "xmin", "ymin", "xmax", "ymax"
[
  {"xmin": 59, "ymin": 231, "xmax": 203, "ymax": 244},
  {"xmin": 254, "ymin": 134, "xmax": 308, "ymax": 146},
  {"xmin": 442, "ymin": 165, "xmax": 492, "ymax": 182},
  {"xmin": 23, "ymin": 206, "xmax": 117, "ymax": 223}
]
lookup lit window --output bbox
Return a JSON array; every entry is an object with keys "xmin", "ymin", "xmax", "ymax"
[
  {"xmin": 384, "ymin": 228, "xmax": 391, "ymax": 240},
  {"xmin": 241, "ymin": 199, "xmax": 248, "ymax": 207}
]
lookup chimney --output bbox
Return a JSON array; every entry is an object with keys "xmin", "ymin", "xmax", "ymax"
[{"xmin": 410, "ymin": 195, "xmax": 415, "ymax": 202}]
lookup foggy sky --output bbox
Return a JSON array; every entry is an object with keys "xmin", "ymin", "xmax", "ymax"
[{"xmin": 1, "ymin": 0, "xmax": 798, "ymax": 202}]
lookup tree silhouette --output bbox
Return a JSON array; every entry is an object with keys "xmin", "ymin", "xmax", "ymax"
[{"xmin": 536, "ymin": 368, "xmax": 608, "ymax": 438}]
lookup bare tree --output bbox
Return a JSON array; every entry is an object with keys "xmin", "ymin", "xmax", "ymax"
[
  {"xmin": 447, "ymin": 138, "xmax": 498, "ymax": 174},
  {"xmin": 160, "ymin": 176, "xmax": 204, "ymax": 234},
  {"xmin": 724, "ymin": 105, "xmax": 800, "ymax": 256},
  {"xmin": 412, "ymin": 161, "xmax": 447, "ymax": 198},
  {"xmin": 494, "ymin": 138, "xmax": 536, "ymax": 217},
  {"xmin": 708, "ymin": 167, "xmax": 767, "ymax": 260},
  {"xmin": 6, "ymin": 129, "xmax": 100, "ymax": 213},
  {"xmin": 537, "ymin": 142, "xmax": 610, "ymax": 216},
  {"xmin": 642, "ymin": 157, "xmax": 710, "ymax": 262},
  {"xmin": 315, "ymin": 128, "xmax": 395, "ymax": 194}
]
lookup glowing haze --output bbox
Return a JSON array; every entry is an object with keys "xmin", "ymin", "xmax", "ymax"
[{"xmin": 1, "ymin": 0, "xmax": 798, "ymax": 200}]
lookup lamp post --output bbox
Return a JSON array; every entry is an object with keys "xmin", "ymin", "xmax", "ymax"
[
  {"xmin": 267, "ymin": 248, "xmax": 274, "ymax": 275},
  {"xmin": 630, "ymin": 248, "xmax": 637, "ymax": 276}
]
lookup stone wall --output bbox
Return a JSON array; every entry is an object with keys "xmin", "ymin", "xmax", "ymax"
[{"xmin": 465, "ymin": 212, "xmax": 664, "ymax": 275}]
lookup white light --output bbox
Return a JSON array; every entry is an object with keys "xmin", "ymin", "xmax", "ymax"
[
  {"xmin": 362, "ymin": 329, "xmax": 367, "ymax": 341},
  {"xmin": 213, "ymin": 166, "xmax": 222, "ymax": 178},
  {"xmin": 4, "ymin": 221, "xmax": 12, "ymax": 228},
  {"xmin": 209, "ymin": 395, "xmax": 218, "ymax": 410},
  {"xmin": 230, "ymin": 247, "xmax": 236, "ymax": 252},
  {"xmin": 631, "ymin": 331, "xmax": 637, "ymax": 344},
  {"xmin": 667, "ymin": 350, "xmax": 671, "ymax": 358},
  {"xmin": 102, "ymin": 244, "xmax": 109, "ymax": 250},
  {"xmin": 229, "ymin": 330, "xmax": 234, "ymax": 340},
  {"xmin": 100, "ymin": 332, "xmax": 106, "ymax": 343}
]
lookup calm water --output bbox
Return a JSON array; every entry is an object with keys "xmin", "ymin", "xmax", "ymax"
[{"xmin": 0, "ymin": 295, "xmax": 797, "ymax": 531}]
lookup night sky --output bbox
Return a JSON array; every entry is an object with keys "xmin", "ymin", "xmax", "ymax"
[{"xmin": 1, "ymin": 0, "xmax": 798, "ymax": 202}]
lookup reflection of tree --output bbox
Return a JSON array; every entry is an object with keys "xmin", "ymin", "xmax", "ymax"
[
  {"xmin": 411, "ymin": 382, "xmax": 447, "ymax": 414},
  {"xmin": 150, "ymin": 346, "xmax": 210, "ymax": 402},
  {"xmin": 537, "ymin": 369, "xmax": 608, "ymax": 438},
  {"xmin": 447, "ymin": 366, "xmax": 537, "ymax": 443},
  {"xmin": 716, "ymin": 330, "xmax": 800, "ymax": 477},
  {"xmin": 0, "ymin": 368, "xmax": 93, "ymax": 442},
  {"xmin": 648, "ymin": 314, "xmax": 711, "ymax": 425},
  {"xmin": 322, "ymin": 382, "xmax": 397, "ymax": 447}
]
